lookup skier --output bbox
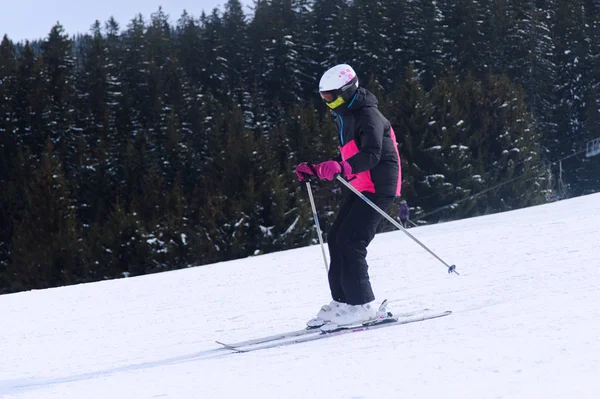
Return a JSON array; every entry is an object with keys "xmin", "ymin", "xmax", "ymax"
[
  {"xmin": 295, "ymin": 64, "xmax": 402, "ymax": 328},
  {"xmin": 398, "ymin": 200, "xmax": 409, "ymax": 228}
]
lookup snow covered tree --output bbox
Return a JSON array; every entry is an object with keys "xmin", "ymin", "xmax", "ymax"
[
  {"xmin": 198, "ymin": 9, "xmax": 228, "ymax": 98},
  {"xmin": 0, "ymin": 35, "xmax": 18, "ymax": 170},
  {"xmin": 71, "ymin": 21, "xmax": 122, "ymax": 226},
  {"xmin": 546, "ymin": 0, "xmax": 592, "ymax": 196},
  {"xmin": 247, "ymin": 0, "xmax": 308, "ymax": 125},
  {"xmin": 438, "ymin": 0, "xmax": 493, "ymax": 78},
  {"xmin": 344, "ymin": 0, "xmax": 391, "ymax": 90},
  {"xmin": 222, "ymin": 0, "xmax": 250, "ymax": 103},
  {"xmin": 380, "ymin": 64, "xmax": 430, "ymax": 202},
  {"xmin": 412, "ymin": 73, "xmax": 544, "ymax": 221},
  {"xmin": 311, "ymin": 0, "xmax": 350, "ymax": 73},
  {"xmin": 398, "ymin": 0, "xmax": 446, "ymax": 90},
  {"xmin": 40, "ymin": 24, "xmax": 77, "ymax": 164}
]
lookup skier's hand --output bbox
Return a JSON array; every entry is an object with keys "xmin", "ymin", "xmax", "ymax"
[
  {"xmin": 313, "ymin": 160, "xmax": 352, "ymax": 181},
  {"xmin": 295, "ymin": 162, "xmax": 316, "ymax": 181}
]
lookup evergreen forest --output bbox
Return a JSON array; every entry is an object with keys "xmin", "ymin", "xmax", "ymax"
[{"xmin": 1, "ymin": 0, "xmax": 599, "ymax": 293}]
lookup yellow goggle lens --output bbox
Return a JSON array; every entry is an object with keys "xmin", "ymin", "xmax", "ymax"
[{"xmin": 326, "ymin": 95, "xmax": 345, "ymax": 109}]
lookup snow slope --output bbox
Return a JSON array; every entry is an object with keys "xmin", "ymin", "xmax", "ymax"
[{"xmin": 2, "ymin": 193, "xmax": 600, "ymax": 399}]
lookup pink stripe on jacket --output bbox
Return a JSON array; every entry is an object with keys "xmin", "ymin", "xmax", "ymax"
[{"xmin": 340, "ymin": 126, "xmax": 401, "ymax": 196}]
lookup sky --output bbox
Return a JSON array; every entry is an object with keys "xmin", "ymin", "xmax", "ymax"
[
  {"xmin": 1, "ymin": 192, "xmax": 600, "ymax": 398},
  {"xmin": 1, "ymin": 0, "xmax": 254, "ymax": 42}
]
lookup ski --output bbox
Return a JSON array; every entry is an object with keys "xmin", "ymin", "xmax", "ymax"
[
  {"xmin": 215, "ymin": 307, "xmax": 432, "ymax": 349},
  {"xmin": 216, "ymin": 326, "xmax": 320, "ymax": 349},
  {"xmin": 220, "ymin": 309, "xmax": 451, "ymax": 353}
]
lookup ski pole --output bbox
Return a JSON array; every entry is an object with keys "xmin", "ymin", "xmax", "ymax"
[
  {"xmin": 306, "ymin": 181, "xmax": 329, "ymax": 273},
  {"xmin": 335, "ymin": 175, "xmax": 458, "ymax": 275}
]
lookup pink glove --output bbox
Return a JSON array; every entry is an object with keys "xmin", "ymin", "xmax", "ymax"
[
  {"xmin": 295, "ymin": 162, "xmax": 315, "ymax": 181},
  {"xmin": 313, "ymin": 160, "xmax": 352, "ymax": 181}
]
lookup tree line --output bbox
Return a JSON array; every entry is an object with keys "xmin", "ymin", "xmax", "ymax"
[{"xmin": 0, "ymin": 0, "xmax": 598, "ymax": 293}]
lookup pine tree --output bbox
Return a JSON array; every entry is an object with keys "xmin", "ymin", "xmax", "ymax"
[
  {"xmin": 8, "ymin": 140, "xmax": 83, "ymax": 291},
  {"xmin": 381, "ymin": 65, "xmax": 430, "ymax": 204},
  {"xmin": 15, "ymin": 42, "xmax": 49, "ymax": 156},
  {"xmin": 413, "ymin": 74, "xmax": 468, "ymax": 217},
  {"xmin": 174, "ymin": 10, "xmax": 216, "ymax": 191},
  {"xmin": 413, "ymin": 72, "xmax": 544, "ymax": 221},
  {"xmin": 311, "ymin": 0, "xmax": 349, "ymax": 73},
  {"xmin": 0, "ymin": 36, "xmax": 19, "ymax": 288},
  {"xmin": 175, "ymin": 11, "xmax": 204, "ymax": 87},
  {"xmin": 399, "ymin": 0, "xmax": 446, "ymax": 90},
  {"xmin": 344, "ymin": 0, "xmax": 390, "ymax": 89},
  {"xmin": 147, "ymin": 7, "xmax": 187, "ymax": 184},
  {"xmin": 497, "ymin": 0, "xmax": 535, "ymax": 80},
  {"xmin": 577, "ymin": 0, "xmax": 600, "ymax": 194},
  {"xmin": 439, "ymin": 0, "xmax": 491, "ymax": 78},
  {"xmin": 247, "ymin": 0, "xmax": 305, "ymax": 125},
  {"xmin": 222, "ymin": 0, "xmax": 250, "ymax": 103},
  {"xmin": 196, "ymin": 9, "xmax": 229, "ymax": 100},
  {"xmin": 217, "ymin": 102, "xmax": 258, "ymax": 257},
  {"xmin": 289, "ymin": 0, "xmax": 318, "ymax": 101},
  {"xmin": 0, "ymin": 35, "xmax": 18, "ymax": 177},
  {"xmin": 474, "ymin": 73, "xmax": 545, "ymax": 211},
  {"xmin": 71, "ymin": 21, "xmax": 122, "ymax": 228},
  {"xmin": 103, "ymin": 16, "xmax": 129, "ymax": 172},
  {"xmin": 40, "ymin": 23, "xmax": 77, "ymax": 157},
  {"xmin": 121, "ymin": 15, "xmax": 151, "ymax": 136},
  {"xmin": 549, "ymin": 0, "xmax": 590, "ymax": 195}
]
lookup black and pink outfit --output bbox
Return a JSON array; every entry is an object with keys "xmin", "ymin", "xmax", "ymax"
[{"xmin": 327, "ymin": 88, "xmax": 402, "ymax": 306}]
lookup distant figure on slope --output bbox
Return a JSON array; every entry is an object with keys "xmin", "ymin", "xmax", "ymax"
[
  {"xmin": 398, "ymin": 200, "xmax": 409, "ymax": 228},
  {"xmin": 295, "ymin": 64, "xmax": 402, "ymax": 329}
]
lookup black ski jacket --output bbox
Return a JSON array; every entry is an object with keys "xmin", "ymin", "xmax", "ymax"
[{"xmin": 333, "ymin": 88, "xmax": 401, "ymax": 197}]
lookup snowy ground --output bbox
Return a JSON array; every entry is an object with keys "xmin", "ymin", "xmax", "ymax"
[{"xmin": 2, "ymin": 193, "xmax": 600, "ymax": 399}]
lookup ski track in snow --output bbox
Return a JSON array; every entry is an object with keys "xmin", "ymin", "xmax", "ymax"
[{"xmin": 1, "ymin": 194, "xmax": 600, "ymax": 398}]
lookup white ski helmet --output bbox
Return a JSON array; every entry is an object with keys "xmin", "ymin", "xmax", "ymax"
[{"xmin": 318, "ymin": 64, "xmax": 359, "ymax": 109}]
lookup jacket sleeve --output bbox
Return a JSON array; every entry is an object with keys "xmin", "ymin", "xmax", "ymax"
[{"xmin": 345, "ymin": 108, "xmax": 385, "ymax": 173}]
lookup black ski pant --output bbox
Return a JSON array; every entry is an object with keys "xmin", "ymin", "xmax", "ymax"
[{"xmin": 327, "ymin": 191, "xmax": 394, "ymax": 306}]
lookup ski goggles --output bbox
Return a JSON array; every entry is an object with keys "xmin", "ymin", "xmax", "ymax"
[
  {"xmin": 319, "ymin": 90, "xmax": 338, "ymax": 103},
  {"xmin": 319, "ymin": 90, "xmax": 345, "ymax": 109}
]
